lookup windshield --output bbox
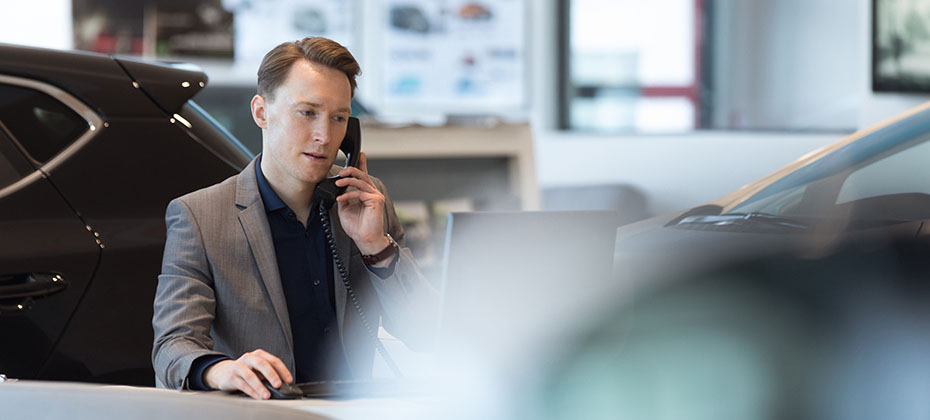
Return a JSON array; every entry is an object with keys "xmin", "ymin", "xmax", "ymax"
[{"xmin": 726, "ymin": 110, "xmax": 930, "ymax": 223}]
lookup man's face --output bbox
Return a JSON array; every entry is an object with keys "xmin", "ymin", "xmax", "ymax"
[{"xmin": 253, "ymin": 59, "xmax": 352, "ymax": 188}]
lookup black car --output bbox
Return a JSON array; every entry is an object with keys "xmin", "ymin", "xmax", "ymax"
[{"xmin": 0, "ymin": 44, "xmax": 251, "ymax": 386}]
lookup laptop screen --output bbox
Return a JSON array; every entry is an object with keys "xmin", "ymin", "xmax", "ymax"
[{"xmin": 437, "ymin": 210, "xmax": 618, "ymax": 358}]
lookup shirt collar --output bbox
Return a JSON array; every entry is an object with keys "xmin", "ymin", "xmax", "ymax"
[{"xmin": 255, "ymin": 154, "xmax": 287, "ymax": 213}]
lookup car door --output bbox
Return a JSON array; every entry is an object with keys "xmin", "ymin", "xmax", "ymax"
[{"xmin": 0, "ymin": 81, "xmax": 101, "ymax": 380}]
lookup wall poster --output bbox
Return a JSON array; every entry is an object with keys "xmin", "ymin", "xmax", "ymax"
[{"xmin": 380, "ymin": 0, "xmax": 526, "ymax": 114}]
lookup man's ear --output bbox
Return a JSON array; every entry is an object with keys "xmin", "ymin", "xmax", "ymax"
[{"xmin": 250, "ymin": 94, "xmax": 268, "ymax": 129}]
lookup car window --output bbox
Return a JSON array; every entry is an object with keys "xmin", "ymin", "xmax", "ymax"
[
  {"xmin": 0, "ymin": 83, "xmax": 88, "ymax": 163},
  {"xmin": 730, "ymin": 133, "xmax": 930, "ymax": 222},
  {"xmin": 0, "ymin": 123, "xmax": 36, "ymax": 191},
  {"xmin": 836, "ymin": 138, "xmax": 930, "ymax": 204},
  {"xmin": 728, "ymin": 184, "xmax": 809, "ymax": 216},
  {"xmin": 0, "ymin": 149, "xmax": 21, "ymax": 190}
]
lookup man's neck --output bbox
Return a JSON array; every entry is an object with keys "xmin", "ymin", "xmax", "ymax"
[{"xmin": 260, "ymin": 158, "xmax": 317, "ymax": 223}]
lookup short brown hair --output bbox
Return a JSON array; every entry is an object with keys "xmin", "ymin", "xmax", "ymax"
[{"xmin": 256, "ymin": 37, "xmax": 361, "ymax": 100}]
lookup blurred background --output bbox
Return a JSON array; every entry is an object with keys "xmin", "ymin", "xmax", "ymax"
[{"xmin": 8, "ymin": 0, "xmax": 930, "ymax": 218}]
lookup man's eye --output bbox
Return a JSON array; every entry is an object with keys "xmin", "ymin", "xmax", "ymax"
[
  {"xmin": 299, "ymin": 110, "xmax": 315, "ymax": 117},
  {"xmin": 333, "ymin": 115, "xmax": 347, "ymax": 122}
]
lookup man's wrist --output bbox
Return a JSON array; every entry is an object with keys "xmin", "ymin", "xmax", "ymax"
[
  {"xmin": 361, "ymin": 234, "xmax": 397, "ymax": 266},
  {"xmin": 189, "ymin": 354, "xmax": 231, "ymax": 391},
  {"xmin": 357, "ymin": 234, "xmax": 391, "ymax": 255}
]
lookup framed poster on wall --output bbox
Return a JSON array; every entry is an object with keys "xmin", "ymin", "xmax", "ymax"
[
  {"xmin": 873, "ymin": 0, "xmax": 930, "ymax": 93},
  {"xmin": 375, "ymin": 0, "xmax": 528, "ymax": 117}
]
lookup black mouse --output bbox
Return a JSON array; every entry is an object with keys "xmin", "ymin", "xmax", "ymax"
[{"xmin": 261, "ymin": 379, "xmax": 303, "ymax": 400}]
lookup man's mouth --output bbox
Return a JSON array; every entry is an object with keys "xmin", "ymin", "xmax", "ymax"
[{"xmin": 303, "ymin": 152, "xmax": 327, "ymax": 161}]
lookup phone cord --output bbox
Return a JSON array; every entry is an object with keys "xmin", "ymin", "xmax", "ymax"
[{"xmin": 319, "ymin": 205, "xmax": 404, "ymax": 379}]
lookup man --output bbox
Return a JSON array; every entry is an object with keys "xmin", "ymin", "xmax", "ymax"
[{"xmin": 152, "ymin": 37, "xmax": 436, "ymax": 399}]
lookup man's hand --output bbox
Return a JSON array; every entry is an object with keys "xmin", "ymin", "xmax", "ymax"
[
  {"xmin": 335, "ymin": 152, "xmax": 391, "ymax": 256},
  {"xmin": 204, "ymin": 349, "xmax": 293, "ymax": 400}
]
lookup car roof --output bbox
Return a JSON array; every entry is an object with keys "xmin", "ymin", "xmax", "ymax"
[{"xmin": 0, "ymin": 43, "xmax": 208, "ymax": 117}]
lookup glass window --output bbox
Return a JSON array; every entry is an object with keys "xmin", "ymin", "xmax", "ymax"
[
  {"xmin": 0, "ymin": 83, "xmax": 88, "ymax": 163},
  {"xmin": 836, "ymin": 139, "xmax": 930, "ymax": 204},
  {"xmin": 0, "ymin": 123, "xmax": 36, "ymax": 190},
  {"xmin": 729, "ymin": 130, "xmax": 930, "ymax": 222},
  {"xmin": 561, "ymin": 0, "xmax": 699, "ymax": 132},
  {"xmin": 560, "ymin": 0, "xmax": 862, "ymax": 133}
]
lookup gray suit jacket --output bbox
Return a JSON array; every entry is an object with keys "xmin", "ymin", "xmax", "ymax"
[{"xmin": 152, "ymin": 157, "xmax": 437, "ymax": 389}]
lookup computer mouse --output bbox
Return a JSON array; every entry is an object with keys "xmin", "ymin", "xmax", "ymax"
[{"xmin": 261, "ymin": 379, "xmax": 303, "ymax": 400}]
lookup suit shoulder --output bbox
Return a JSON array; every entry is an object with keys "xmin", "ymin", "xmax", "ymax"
[{"xmin": 172, "ymin": 173, "xmax": 239, "ymax": 212}]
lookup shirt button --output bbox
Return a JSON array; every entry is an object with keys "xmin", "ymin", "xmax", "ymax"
[
  {"xmin": 313, "ymin": 279, "xmax": 320, "ymax": 286},
  {"xmin": 305, "ymin": 231, "xmax": 311, "ymax": 238},
  {"xmin": 323, "ymin": 326, "xmax": 330, "ymax": 333}
]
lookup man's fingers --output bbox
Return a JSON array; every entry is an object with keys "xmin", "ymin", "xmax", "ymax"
[
  {"xmin": 335, "ymin": 176, "xmax": 378, "ymax": 193},
  {"xmin": 234, "ymin": 363, "xmax": 269, "ymax": 399},
  {"xmin": 246, "ymin": 349, "xmax": 293, "ymax": 384},
  {"xmin": 336, "ymin": 190, "xmax": 384, "ymax": 205},
  {"xmin": 337, "ymin": 165, "xmax": 373, "ymax": 185},
  {"xmin": 267, "ymin": 356, "xmax": 294, "ymax": 384},
  {"xmin": 243, "ymin": 356, "xmax": 281, "ymax": 387},
  {"xmin": 230, "ymin": 375, "xmax": 261, "ymax": 399},
  {"xmin": 357, "ymin": 151, "xmax": 369, "ymax": 174}
]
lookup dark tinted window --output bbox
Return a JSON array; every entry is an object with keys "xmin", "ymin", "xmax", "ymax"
[
  {"xmin": 0, "ymin": 83, "xmax": 87, "ymax": 162},
  {"xmin": 0, "ymin": 150, "xmax": 21, "ymax": 190},
  {"xmin": 0, "ymin": 123, "xmax": 35, "ymax": 190}
]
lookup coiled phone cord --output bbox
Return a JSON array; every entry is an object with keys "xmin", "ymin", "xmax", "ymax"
[{"xmin": 319, "ymin": 205, "xmax": 404, "ymax": 379}]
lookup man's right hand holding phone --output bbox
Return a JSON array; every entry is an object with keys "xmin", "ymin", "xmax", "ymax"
[{"xmin": 203, "ymin": 349, "xmax": 294, "ymax": 400}]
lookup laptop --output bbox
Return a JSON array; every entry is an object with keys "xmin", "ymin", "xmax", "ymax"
[{"xmin": 437, "ymin": 210, "xmax": 619, "ymax": 357}]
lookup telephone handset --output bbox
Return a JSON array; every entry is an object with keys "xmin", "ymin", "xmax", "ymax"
[
  {"xmin": 314, "ymin": 116, "xmax": 404, "ymax": 379},
  {"xmin": 315, "ymin": 116, "xmax": 361, "ymax": 209}
]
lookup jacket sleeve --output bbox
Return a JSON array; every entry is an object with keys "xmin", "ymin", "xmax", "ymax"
[
  {"xmin": 152, "ymin": 198, "xmax": 226, "ymax": 389},
  {"xmin": 365, "ymin": 178, "xmax": 440, "ymax": 351}
]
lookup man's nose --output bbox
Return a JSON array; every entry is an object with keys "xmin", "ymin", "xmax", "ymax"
[{"xmin": 312, "ymin": 120, "xmax": 332, "ymax": 144}]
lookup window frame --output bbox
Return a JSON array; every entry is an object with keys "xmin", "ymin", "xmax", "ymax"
[
  {"xmin": 556, "ymin": 0, "xmax": 708, "ymax": 132},
  {"xmin": 0, "ymin": 74, "xmax": 103, "ymax": 200},
  {"xmin": 0, "ymin": 74, "xmax": 103, "ymax": 170}
]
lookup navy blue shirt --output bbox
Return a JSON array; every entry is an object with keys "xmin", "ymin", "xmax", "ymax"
[
  {"xmin": 188, "ymin": 157, "xmax": 398, "ymax": 389},
  {"xmin": 254, "ymin": 158, "xmax": 350, "ymax": 382}
]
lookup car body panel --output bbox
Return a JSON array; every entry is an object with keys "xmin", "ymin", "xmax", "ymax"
[
  {"xmin": 114, "ymin": 57, "xmax": 208, "ymax": 114},
  {"xmin": 0, "ymin": 125, "xmax": 100, "ymax": 379},
  {"xmin": 0, "ymin": 44, "xmax": 164, "ymax": 119}
]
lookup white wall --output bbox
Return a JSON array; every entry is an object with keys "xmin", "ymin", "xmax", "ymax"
[
  {"xmin": 531, "ymin": 0, "xmax": 930, "ymax": 216},
  {"xmin": 0, "ymin": 0, "xmax": 72, "ymax": 49},
  {"xmin": 713, "ymin": 0, "xmax": 860, "ymax": 130},
  {"xmin": 533, "ymin": 130, "xmax": 840, "ymax": 215}
]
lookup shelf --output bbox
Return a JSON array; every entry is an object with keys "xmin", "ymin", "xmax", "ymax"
[{"xmin": 363, "ymin": 123, "xmax": 540, "ymax": 210}]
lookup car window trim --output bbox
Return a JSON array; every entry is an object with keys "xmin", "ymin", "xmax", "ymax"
[{"xmin": 0, "ymin": 74, "xmax": 104, "ymax": 200}]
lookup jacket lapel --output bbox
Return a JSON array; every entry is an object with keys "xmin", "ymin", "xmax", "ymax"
[{"xmin": 235, "ymin": 157, "xmax": 294, "ymax": 356}]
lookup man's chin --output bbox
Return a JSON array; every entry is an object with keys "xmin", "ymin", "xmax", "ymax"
[{"xmin": 296, "ymin": 170, "xmax": 331, "ymax": 186}]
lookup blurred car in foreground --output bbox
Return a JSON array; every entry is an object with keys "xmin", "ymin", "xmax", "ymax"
[
  {"xmin": 535, "ymin": 234, "xmax": 930, "ymax": 420},
  {"xmin": 0, "ymin": 44, "xmax": 251, "ymax": 385},
  {"xmin": 524, "ymin": 102, "xmax": 930, "ymax": 420}
]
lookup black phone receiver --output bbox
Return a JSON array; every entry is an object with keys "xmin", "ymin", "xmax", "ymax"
[{"xmin": 315, "ymin": 116, "xmax": 361, "ymax": 208}]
